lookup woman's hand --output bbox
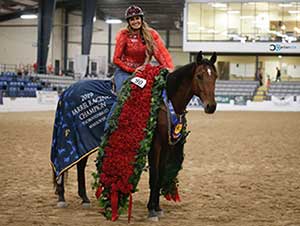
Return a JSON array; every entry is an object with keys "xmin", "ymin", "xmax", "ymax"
[
  {"xmin": 134, "ymin": 65, "xmax": 146, "ymax": 73},
  {"xmin": 134, "ymin": 51, "xmax": 152, "ymax": 73},
  {"xmin": 166, "ymin": 67, "xmax": 174, "ymax": 73}
]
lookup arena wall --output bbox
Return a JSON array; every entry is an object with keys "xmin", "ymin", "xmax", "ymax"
[
  {"xmin": 1, "ymin": 96, "xmax": 300, "ymax": 113},
  {"xmin": 0, "ymin": 9, "xmax": 63, "ymax": 67},
  {"xmin": 0, "ymin": 9, "xmax": 189, "ymax": 69}
]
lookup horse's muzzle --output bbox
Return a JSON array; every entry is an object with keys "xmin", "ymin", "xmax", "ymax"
[{"xmin": 204, "ymin": 103, "xmax": 216, "ymax": 114}]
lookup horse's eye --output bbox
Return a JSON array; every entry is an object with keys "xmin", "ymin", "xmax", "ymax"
[{"xmin": 197, "ymin": 74, "xmax": 203, "ymax": 80}]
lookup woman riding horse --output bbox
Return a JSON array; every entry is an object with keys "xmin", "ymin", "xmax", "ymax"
[{"xmin": 51, "ymin": 50, "xmax": 217, "ymax": 222}]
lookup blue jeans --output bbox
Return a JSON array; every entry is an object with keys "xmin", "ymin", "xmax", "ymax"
[
  {"xmin": 105, "ymin": 67, "xmax": 132, "ymax": 131},
  {"xmin": 114, "ymin": 67, "xmax": 131, "ymax": 93}
]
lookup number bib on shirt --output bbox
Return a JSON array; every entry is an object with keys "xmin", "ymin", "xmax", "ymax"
[{"xmin": 131, "ymin": 77, "xmax": 147, "ymax": 88}]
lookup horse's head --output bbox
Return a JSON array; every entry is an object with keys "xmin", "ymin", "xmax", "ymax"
[{"xmin": 192, "ymin": 51, "xmax": 217, "ymax": 114}]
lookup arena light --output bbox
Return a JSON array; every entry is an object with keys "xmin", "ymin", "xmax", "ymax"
[
  {"xmin": 105, "ymin": 19, "xmax": 122, "ymax": 24},
  {"xmin": 20, "ymin": 14, "xmax": 37, "ymax": 19},
  {"xmin": 207, "ymin": 29, "xmax": 216, "ymax": 33},
  {"xmin": 240, "ymin": 15, "xmax": 254, "ymax": 20},
  {"xmin": 288, "ymin": 10, "xmax": 300, "ymax": 14},
  {"xmin": 279, "ymin": 3, "xmax": 293, "ymax": 7},
  {"xmin": 211, "ymin": 3, "xmax": 227, "ymax": 8},
  {"xmin": 228, "ymin": 10, "xmax": 240, "ymax": 14}
]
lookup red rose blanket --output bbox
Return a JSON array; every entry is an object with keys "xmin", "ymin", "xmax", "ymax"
[{"xmin": 93, "ymin": 65, "xmax": 168, "ymax": 221}]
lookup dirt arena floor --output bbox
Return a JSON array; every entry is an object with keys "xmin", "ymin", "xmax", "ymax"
[{"xmin": 0, "ymin": 111, "xmax": 300, "ymax": 226}]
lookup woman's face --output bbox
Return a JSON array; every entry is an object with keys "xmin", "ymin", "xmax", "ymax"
[{"xmin": 128, "ymin": 16, "xmax": 142, "ymax": 30}]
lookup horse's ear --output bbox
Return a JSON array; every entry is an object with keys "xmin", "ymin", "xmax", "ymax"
[
  {"xmin": 210, "ymin": 52, "xmax": 217, "ymax": 64},
  {"xmin": 196, "ymin": 51, "xmax": 203, "ymax": 64}
]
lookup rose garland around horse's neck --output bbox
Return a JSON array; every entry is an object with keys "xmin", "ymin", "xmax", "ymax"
[{"xmin": 92, "ymin": 65, "xmax": 168, "ymax": 221}]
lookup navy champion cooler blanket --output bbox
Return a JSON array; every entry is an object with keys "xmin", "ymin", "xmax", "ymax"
[{"xmin": 50, "ymin": 79, "xmax": 116, "ymax": 178}]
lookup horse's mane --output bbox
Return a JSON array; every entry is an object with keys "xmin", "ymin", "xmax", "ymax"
[{"xmin": 166, "ymin": 62, "xmax": 195, "ymax": 98}]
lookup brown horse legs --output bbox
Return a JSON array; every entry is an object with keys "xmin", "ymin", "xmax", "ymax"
[
  {"xmin": 147, "ymin": 133, "xmax": 169, "ymax": 220},
  {"xmin": 147, "ymin": 160, "xmax": 161, "ymax": 219},
  {"xmin": 147, "ymin": 162, "xmax": 160, "ymax": 207},
  {"xmin": 55, "ymin": 156, "xmax": 90, "ymax": 207},
  {"xmin": 56, "ymin": 174, "xmax": 65, "ymax": 202},
  {"xmin": 77, "ymin": 156, "xmax": 90, "ymax": 205}
]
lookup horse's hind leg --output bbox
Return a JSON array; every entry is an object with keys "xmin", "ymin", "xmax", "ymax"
[
  {"xmin": 55, "ymin": 174, "xmax": 68, "ymax": 208},
  {"xmin": 77, "ymin": 157, "xmax": 90, "ymax": 207}
]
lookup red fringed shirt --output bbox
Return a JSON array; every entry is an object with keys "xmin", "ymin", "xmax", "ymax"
[{"xmin": 113, "ymin": 28, "xmax": 174, "ymax": 73}]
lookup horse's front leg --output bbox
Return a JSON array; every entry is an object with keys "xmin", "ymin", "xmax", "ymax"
[
  {"xmin": 147, "ymin": 108, "xmax": 169, "ymax": 220},
  {"xmin": 55, "ymin": 173, "xmax": 68, "ymax": 208},
  {"xmin": 156, "ymin": 143, "xmax": 169, "ymax": 218},
  {"xmin": 77, "ymin": 156, "xmax": 90, "ymax": 207},
  {"xmin": 147, "ymin": 134, "xmax": 161, "ymax": 221}
]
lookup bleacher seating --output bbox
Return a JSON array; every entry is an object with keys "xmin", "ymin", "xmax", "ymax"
[
  {"xmin": 0, "ymin": 71, "xmax": 43, "ymax": 97},
  {"xmin": 215, "ymin": 80, "xmax": 260, "ymax": 100},
  {"xmin": 32, "ymin": 74, "xmax": 76, "ymax": 89},
  {"xmin": 0, "ymin": 81, "xmax": 8, "ymax": 90},
  {"xmin": 3, "ymin": 72, "xmax": 262, "ymax": 100},
  {"xmin": 267, "ymin": 82, "xmax": 300, "ymax": 98},
  {"xmin": 0, "ymin": 70, "xmax": 81, "ymax": 97}
]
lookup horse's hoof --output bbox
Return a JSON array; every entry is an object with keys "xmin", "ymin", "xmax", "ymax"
[
  {"xmin": 82, "ymin": 202, "xmax": 91, "ymax": 208},
  {"xmin": 148, "ymin": 210, "xmax": 159, "ymax": 221},
  {"xmin": 148, "ymin": 216, "xmax": 159, "ymax": 222},
  {"xmin": 156, "ymin": 210, "xmax": 164, "ymax": 217},
  {"xmin": 57, "ymin": 201, "xmax": 67, "ymax": 208}
]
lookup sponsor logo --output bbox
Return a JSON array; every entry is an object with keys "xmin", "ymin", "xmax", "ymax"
[{"xmin": 269, "ymin": 43, "xmax": 297, "ymax": 52}]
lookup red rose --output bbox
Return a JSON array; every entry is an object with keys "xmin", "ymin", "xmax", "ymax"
[{"xmin": 95, "ymin": 186, "xmax": 103, "ymax": 199}]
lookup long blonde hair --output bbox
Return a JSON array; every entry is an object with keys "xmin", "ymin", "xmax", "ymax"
[{"xmin": 127, "ymin": 21, "xmax": 154, "ymax": 56}]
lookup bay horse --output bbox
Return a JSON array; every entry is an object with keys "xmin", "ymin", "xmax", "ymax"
[
  {"xmin": 146, "ymin": 51, "xmax": 217, "ymax": 220},
  {"xmin": 53, "ymin": 51, "xmax": 217, "ymax": 220}
]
